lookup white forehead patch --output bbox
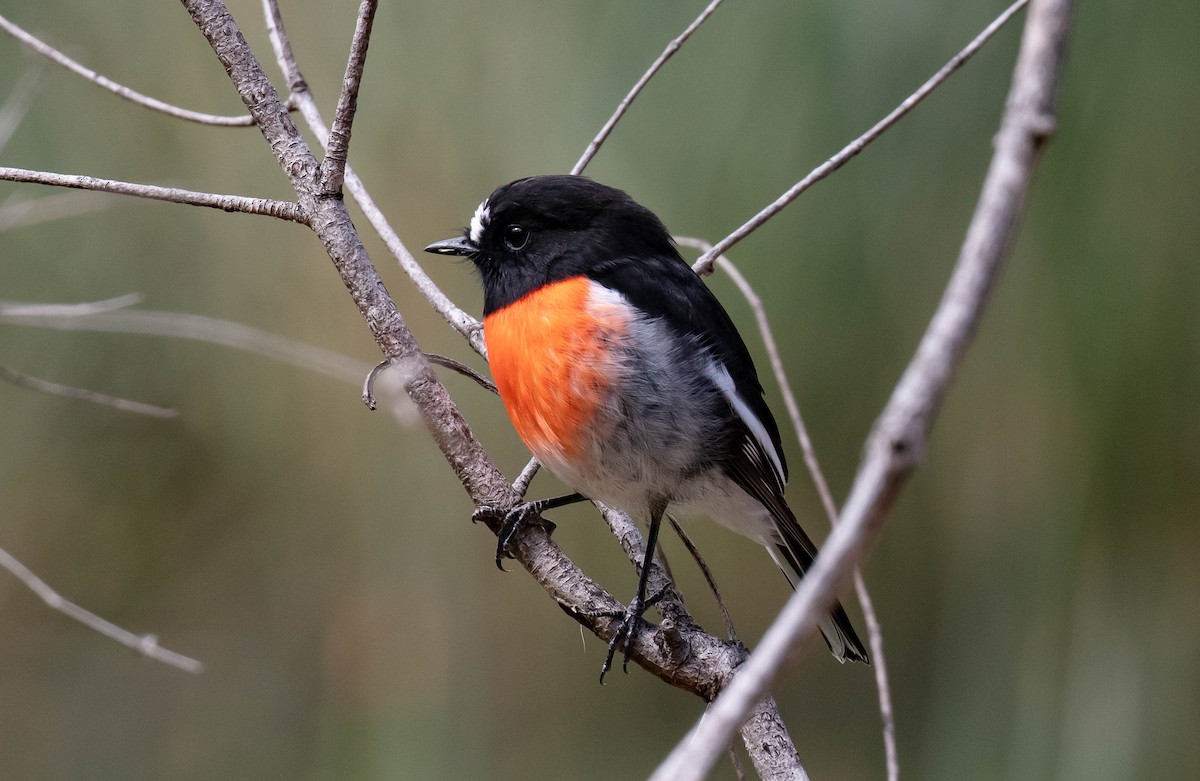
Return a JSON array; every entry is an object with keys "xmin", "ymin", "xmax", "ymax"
[{"xmin": 469, "ymin": 199, "xmax": 491, "ymax": 245}]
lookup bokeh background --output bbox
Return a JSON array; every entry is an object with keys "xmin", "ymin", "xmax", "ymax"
[{"xmin": 1, "ymin": 1, "xmax": 1197, "ymax": 779}]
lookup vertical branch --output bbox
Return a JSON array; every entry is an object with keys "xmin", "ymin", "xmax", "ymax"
[
  {"xmin": 651, "ymin": 0, "xmax": 1073, "ymax": 777},
  {"xmin": 319, "ymin": 0, "xmax": 378, "ymax": 196}
]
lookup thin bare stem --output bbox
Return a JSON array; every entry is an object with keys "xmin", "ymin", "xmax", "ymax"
[
  {"xmin": 679, "ymin": 235, "xmax": 898, "ymax": 780},
  {"xmin": 422, "ymin": 353, "xmax": 497, "ymax": 394},
  {"xmin": 0, "ymin": 166, "xmax": 306, "ymax": 222},
  {"xmin": 653, "ymin": 0, "xmax": 1071, "ymax": 775},
  {"xmin": 667, "ymin": 515, "xmax": 738, "ymax": 643},
  {"xmin": 0, "ymin": 12, "xmax": 295, "ymax": 127},
  {"xmin": 0, "ymin": 544, "xmax": 203, "ymax": 672},
  {"xmin": 0, "ymin": 365, "xmax": 178, "ymax": 418},
  {"xmin": 571, "ymin": 0, "xmax": 724, "ymax": 175},
  {"xmin": 693, "ymin": 0, "xmax": 1030, "ymax": 275},
  {"xmin": 319, "ymin": 0, "xmax": 377, "ymax": 196},
  {"xmin": 261, "ymin": 0, "xmax": 485, "ymax": 356}
]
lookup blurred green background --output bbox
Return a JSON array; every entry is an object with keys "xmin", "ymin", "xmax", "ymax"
[{"xmin": 1, "ymin": 1, "xmax": 1197, "ymax": 779}]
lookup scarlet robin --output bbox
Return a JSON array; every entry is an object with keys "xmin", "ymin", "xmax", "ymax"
[{"xmin": 427, "ymin": 175, "xmax": 868, "ymax": 678}]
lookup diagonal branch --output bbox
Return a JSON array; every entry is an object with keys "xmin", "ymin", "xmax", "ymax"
[
  {"xmin": 0, "ymin": 544, "xmax": 203, "ymax": 673},
  {"xmin": 652, "ymin": 0, "xmax": 1072, "ymax": 776},
  {"xmin": 319, "ymin": 0, "xmax": 377, "ymax": 197},
  {"xmin": 0, "ymin": 166, "xmax": 306, "ymax": 222},
  {"xmin": 0, "ymin": 365, "xmax": 178, "ymax": 418},
  {"xmin": 571, "ymin": 0, "xmax": 724, "ymax": 175},
  {"xmin": 693, "ymin": 0, "xmax": 1030, "ymax": 275},
  {"xmin": 0, "ymin": 12, "xmax": 296, "ymax": 127}
]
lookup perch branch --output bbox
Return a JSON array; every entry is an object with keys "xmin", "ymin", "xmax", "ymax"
[
  {"xmin": 652, "ymin": 0, "xmax": 1071, "ymax": 777},
  {"xmin": 181, "ymin": 2, "xmax": 802, "ymax": 777}
]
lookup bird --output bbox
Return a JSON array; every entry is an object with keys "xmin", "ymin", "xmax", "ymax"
[{"xmin": 426, "ymin": 174, "xmax": 868, "ymax": 678}]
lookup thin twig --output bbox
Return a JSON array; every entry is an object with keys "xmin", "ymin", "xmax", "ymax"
[
  {"xmin": 0, "ymin": 365, "xmax": 178, "ymax": 418},
  {"xmin": 652, "ymin": 0, "xmax": 1071, "ymax": 776},
  {"xmin": 0, "ymin": 544, "xmax": 203, "ymax": 673},
  {"xmin": 667, "ymin": 515, "xmax": 738, "ymax": 643},
  {"xmin": 261, "ymin": 0, "xmax": 486, "ymax": 356},
  {"xmin": 422, "ymin": 352, "xmax": 497, "ymax": 394},
  {"xmin": 693, "ymin": 0, "xmax": 1030, "ymax": 275},
  {"xmin": 571, "ymin": 0, "xmax": 724, "ymax": 175},
  {"xmin": 0, "ymin": 12, "xmax": 295, "ymax": 127},
  {"xmin": 0, "ymin": 166, "xmax": 306, "ymax": 222},
  {"xmin": 319, "ymin": 0, "xmax": 377, "ymax": 196},
  {"xmin": 679, "ymin": 235, "xmax": 898, "ymax": 779}
]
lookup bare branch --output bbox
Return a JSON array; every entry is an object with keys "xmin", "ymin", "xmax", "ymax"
[
  {"xmin": 693, "ymin": 0, "xmax": 1030, "ymax": 275},
  {"xmin": 667, "ymin": 515, "xmax": 738, "ymax": 643},
  {"xmin": 319, "ymin": 0, "xmax": 377, "ymax": 196},
  {"xmin": 653, "ymin": 0, "xmax": 1072, "ymax": 776},
  {"xmin": 0, "ymin": 544, "xmax": 203, "ymax": 673},
  {"xmin": 0, "ymin": 12, "xmax": 296, "ymax": 127},
  {"xmin": 0, "ymin": 365, "xmax": 178, "ymax": 418},
  {"xmin": 261, "ymin": 0, "xmax": 486, "ymax": 356},
  {"xmin": 0, "ymin": 166, "xmax": 306, "ymax": 222},
  {"xmin": 571, "ymin": 0, "xmax": 724, "ymax": 175},
  {"xmin": 679, "ymin": 235, "xmax": 898, "ymax": 780}
]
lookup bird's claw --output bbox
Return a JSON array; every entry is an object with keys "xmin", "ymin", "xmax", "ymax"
[
  {"xmin": 598, "ymin": 586, "xmax": 668, "ymax": 683},
  {"xmin": 472, "ymin": 502, "xmax": 557, "ymax": 571}
]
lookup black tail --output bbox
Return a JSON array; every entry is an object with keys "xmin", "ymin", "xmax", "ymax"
[{"xmin": 770, "ymin": 540, "xmax": 870, "ymax": 664}]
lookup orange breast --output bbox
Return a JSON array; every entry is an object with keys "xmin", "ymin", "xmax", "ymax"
[{"xmin": 484, "ymin": 276, "xmax": 628, "ymax": 465}]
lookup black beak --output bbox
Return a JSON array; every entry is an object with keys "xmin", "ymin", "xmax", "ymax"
[{"xmin": 424, "ymin": 236, "xmax": 478, "ymax": 256}]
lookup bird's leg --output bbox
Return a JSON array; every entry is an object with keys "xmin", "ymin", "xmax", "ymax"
[
  {"xmin": 473, "ymin": 493, "xmax": 586, "ymax": 570},
  {"xmin": 600, "ymin": 497, "xmax": 668, "ymax": 683}
]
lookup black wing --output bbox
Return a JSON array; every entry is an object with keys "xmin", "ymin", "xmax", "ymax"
[{"xmin": 587, "ymin": 249, "xmax": 788, "ymax": 487}]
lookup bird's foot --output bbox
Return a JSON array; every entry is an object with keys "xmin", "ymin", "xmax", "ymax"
[
  {"xmin": 595, "ymin": 587, "xmax": 668, "ymax": 683},
  {"xmin": 472, "ymin": 501, "xmax": 557, "ymax": 571}
]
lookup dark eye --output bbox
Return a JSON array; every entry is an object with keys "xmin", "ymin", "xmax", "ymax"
[{"xmin": 504, "ymin": 224, "xmax": 529, "ymax": 251}]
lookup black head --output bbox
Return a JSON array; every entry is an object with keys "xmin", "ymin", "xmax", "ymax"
[{"xmin": 425, "ymin": 175, "xmax": 679, "ymax": 314}]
